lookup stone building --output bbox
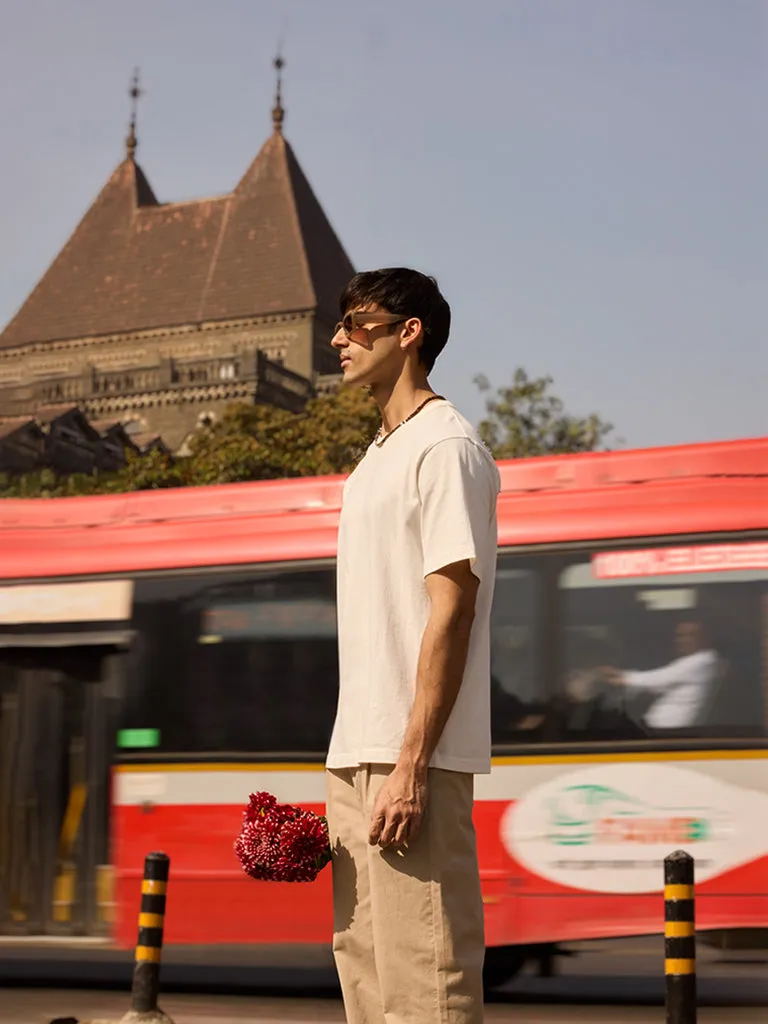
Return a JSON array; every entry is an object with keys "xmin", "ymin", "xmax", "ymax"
[
  {"xmin": 0, "ymin": 70, "xmax": 353, "ymax": 452},
  {"xmin": 0, "ymin": 405, "xmax": 168, "ymax": 478}
]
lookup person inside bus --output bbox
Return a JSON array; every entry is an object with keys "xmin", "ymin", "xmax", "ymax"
[
  {"xmin": 598, "ymin": 618, "xmax": 720, "ymax": 729},
  {"xmin": 561, "ymin": 629, "xmax": 648, "ymax": 738}
]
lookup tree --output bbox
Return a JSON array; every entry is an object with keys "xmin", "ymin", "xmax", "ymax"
[
  {"xmin": 111, "ymin": 447, "xmax": 189, "ymax": 491},
  {"xmin": 0, "ymin": 387, "xmax": 380, "ymax": 497},
  {"xmin": 0, "ymin": 447, "xmax": 188, "ymax": 498},
  {"xmin": 185, "ymin": 385, "xmax": 380, "ymax": 485},
  {"xmin": 0, "ymin": 373, "xmax": 614, "ymax": 497},
  {"xmin": 0, "ymin": 467, "xmax": 103, "ymax": 499},
  {"xmin": 475, "ymin": 369, "xmax": 614, "ymax": 459}
]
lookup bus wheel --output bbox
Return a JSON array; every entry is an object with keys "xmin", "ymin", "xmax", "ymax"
[{"xmin": 482, "ymin": 945, "xmax": 526, "ymax": 991}]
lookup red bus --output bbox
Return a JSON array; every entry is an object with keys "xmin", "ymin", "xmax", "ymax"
[{"xmin": 0, "ymin": 436, "xmax": 766, "ymax": 985}]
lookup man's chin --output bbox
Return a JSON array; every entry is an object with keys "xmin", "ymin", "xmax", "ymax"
[{"xmin": 342, "ymin": 367, "xmax": 369, "ymax": 386}]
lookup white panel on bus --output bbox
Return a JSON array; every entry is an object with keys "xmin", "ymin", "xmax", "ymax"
[{"xmin": 0, "ymin": 579, "xmax": 134, "ymax": 624}]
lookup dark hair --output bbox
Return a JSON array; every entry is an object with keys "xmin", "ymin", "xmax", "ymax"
[{"xmin": 339, "ymin": 267, "xmax": 451, "ymax": 374}]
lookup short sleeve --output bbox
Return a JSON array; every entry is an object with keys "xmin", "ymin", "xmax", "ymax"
[{"xmin": 417, "ymin": 437, "xmax": 499, "ymax": 581}]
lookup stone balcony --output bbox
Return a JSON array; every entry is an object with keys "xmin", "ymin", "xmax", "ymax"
[{"xmin": 0, "ymin": 350, "xmax": 313, "ymax": 419}]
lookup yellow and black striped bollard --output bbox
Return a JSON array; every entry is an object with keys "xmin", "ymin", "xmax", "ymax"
[
  {"xmin": 131, "ymin": 851, "xmax": 170, "ymax": 1015},
  {"xmin": 664, "ymin": 849, "xmax": 696, "ymax": 1024}
]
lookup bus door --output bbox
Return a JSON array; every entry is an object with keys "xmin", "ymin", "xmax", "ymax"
[
  {"xmin": 0, "ymin": 641, "xmax": 127, "ymax": 936},
  {"xmin": 0, "ymin": 576, "xmax": 134, "ymax": 937}
]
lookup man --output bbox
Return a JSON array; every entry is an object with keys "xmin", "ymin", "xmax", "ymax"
[
  {"xmin": 599, "ymin": 618, "xmax": 720, "ymax": 729},
  {"xmin": 326, "ymin": 268, "xmax": 500, "ymax": 1024}
]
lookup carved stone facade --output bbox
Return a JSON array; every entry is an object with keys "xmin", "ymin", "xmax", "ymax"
[{"xmin": 0, "ymin": 314, "xmax": 333, "ymax": 451}]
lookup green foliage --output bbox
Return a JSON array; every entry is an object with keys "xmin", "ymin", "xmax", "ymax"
[
  {"xmin": 185, "ymin": 386, "xmax": 380, "ymax": 484},
  {"xmin": 0, "ymin": 449, "xmax": 186, "ymax": 497},
  {"xmin": 0, "ymin": 373, "xmax": 614, "ymax": 497},
  {"xmin": 475, "ymin": 369, "xmax": 614, "ymax": 459},
  {"xmin": 0, "ymin": 387, "xmax": 380, "ymax": 497},
  {"xmin": 114, "ymin": 448, "xmax": 189, "ymax": 491},
  {"xmin": 0, "ymin": 467, "xmax": 102, "ymax": 499}
]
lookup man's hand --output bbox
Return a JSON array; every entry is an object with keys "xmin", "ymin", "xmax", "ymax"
[
  {"xmin": 369, "ymin": 765, "xmax": 429, "ymax": 850},
  {"xmin": 567, "ymin": 668, "xmax": 597, "ymax": 702},
  {"xmin": 599, "ymin": 666, "xmax": 625, "ymax": 686}
]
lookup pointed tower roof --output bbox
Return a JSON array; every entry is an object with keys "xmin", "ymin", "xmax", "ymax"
[
  {"xmin": 197, "ymin": 130, "xmax": 353, "ymax": 324},
  {"xmin": 0, "ymin": 81, "xmax": 353, "ymax": 350}
]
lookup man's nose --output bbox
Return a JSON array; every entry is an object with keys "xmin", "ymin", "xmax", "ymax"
[{"xmin": 331, "ymin": 330, "xmax": 346, "ymax": 349}]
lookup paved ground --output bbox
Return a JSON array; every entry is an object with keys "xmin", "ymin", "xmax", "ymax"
[
  {"xmin": 1, "ymin": 988, "xmax": 765, "ymax": 1024},
  {"xmin": 1, "ymin": 937, "xmax": 766, "ymax": 1023}
]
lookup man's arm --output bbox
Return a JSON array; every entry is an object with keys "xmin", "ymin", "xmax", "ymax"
[
  {"xmin": 368, "ymin": 559, "xmax": 479, "ymax": 850},
  {"xmin": 602, "ymin": 659, "xmax": 687, "ymax": 693}
]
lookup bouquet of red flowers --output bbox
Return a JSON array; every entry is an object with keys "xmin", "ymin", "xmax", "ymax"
[{"xmin": 234, "ymin": 791, "xmax": 332, "ymax": 883}]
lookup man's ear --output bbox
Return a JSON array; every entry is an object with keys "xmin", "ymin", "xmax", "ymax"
[{"xmin": 399, "ymin": 317, "xmax": 423, "ymax": 353}]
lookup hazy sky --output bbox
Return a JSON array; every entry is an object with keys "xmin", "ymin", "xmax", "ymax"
[{"xmin": 1, "ymin": 0, "xmax": 765, "ymax": 448}]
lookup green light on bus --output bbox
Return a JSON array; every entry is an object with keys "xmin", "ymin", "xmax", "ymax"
[{"xmin": 117, "ymin": 728, "xmax": 161, "ymax": 749}]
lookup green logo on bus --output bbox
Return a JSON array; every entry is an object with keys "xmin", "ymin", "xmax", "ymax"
[{"xmin": 547, "ymin": 784, "xmax": 710, "ymax": 847}]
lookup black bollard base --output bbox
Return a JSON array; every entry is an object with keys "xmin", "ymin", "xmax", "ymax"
[
  {"xmin": 119, "ymin": 1010, "xmax": 174, "ymax": 1024},
  {"xmin": 130, "ymin": 962, "xmax": 161, "ymax": 1015},
  {"xmin": 666, "ymin": 973, "xmax": 697, "ymax": 1024}
]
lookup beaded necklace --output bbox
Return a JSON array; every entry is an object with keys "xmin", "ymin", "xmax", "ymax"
[{"xmin": 373, "ymin": 394, "xmax": 445, "ymax": 447}]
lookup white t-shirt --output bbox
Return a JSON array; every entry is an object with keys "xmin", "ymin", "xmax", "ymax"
[
  {"xmin": 624, "ymin": 650, "xmax": 719, "ymax": 729},
  {"xmin": 326, "ymin": 399, "xmax": 500, "ymax": 775}
]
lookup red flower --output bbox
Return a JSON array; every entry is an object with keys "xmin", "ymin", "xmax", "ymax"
[
  {"xmin": 234, "ymin": 791, "xmax": 331, "ymax": 884},
  {"xmin": 243, "ymin": 791, "xmax": 277, "ymax": 823}
]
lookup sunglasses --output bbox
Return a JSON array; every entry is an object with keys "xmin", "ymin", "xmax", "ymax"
[{"xmin": 334, "ymin": 311, "xmax": 409, "ymax": 339}]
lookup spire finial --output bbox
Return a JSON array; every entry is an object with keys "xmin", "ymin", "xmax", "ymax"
[
  {"xmin": 126, "ymin": 68, "xmax": 142, "ymax": 159},
  {"xmin": 272, "ymin": 54, "xmax": 285, "ymax": 133}
]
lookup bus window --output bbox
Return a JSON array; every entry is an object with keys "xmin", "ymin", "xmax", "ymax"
[
  {"xmin": 557, "ymin": 552, "xmax": 768, "ymax": 742},
  {"xmin": 490, "ymin": 559, "xmax": 549, "ymax": 746},
  {"xmin": 127, "ymin": 568, "xmax": 338, "ymax": 757}
]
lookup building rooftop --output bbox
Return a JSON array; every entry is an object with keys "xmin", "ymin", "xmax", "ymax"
[{"xmin": 0, "ymin": 108, "xmax": 353, "ymax": 349}]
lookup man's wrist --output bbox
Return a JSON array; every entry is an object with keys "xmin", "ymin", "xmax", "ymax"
[{"xmin": 396, "ymin": 752, "xmax": 430, "ymax": 779}]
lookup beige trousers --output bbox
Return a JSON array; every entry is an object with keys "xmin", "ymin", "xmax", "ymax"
[{"xmin": 326, "ymin": 764, "xmax": 485, "ymax": 1024}]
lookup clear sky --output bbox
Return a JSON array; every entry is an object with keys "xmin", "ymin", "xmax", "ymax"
[{"xmin": 1, "ymin": 0, "xmax": 765, "ymax": 448}]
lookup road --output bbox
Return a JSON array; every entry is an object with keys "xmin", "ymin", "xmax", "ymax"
[
  {"xmin": 1, "ymin": 938, "xmax": 766, "ymax": 1023},
  {"xmin": 1, "ymin": 986, "xmax": 765, "ymax": 1024}
]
